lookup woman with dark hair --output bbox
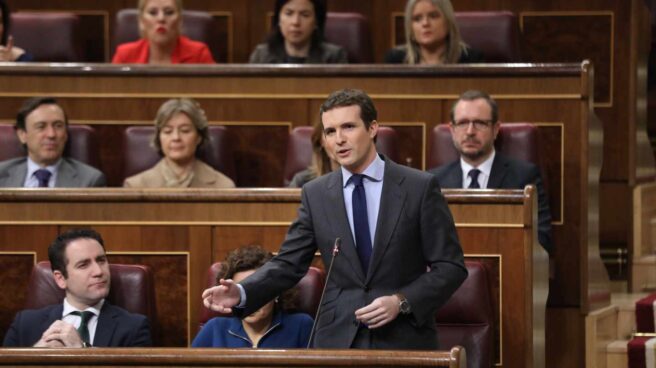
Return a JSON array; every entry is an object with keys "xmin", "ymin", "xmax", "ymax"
[
  {"xmin": 0, "ymin": 0, "xmax": 32, "ymax": 62},
  {"xmin": 384, "ymin": 0, "xmax": 482, "ymax": 64},
  {"xmin": 249, "ymin": 0, "xmax": 347, "ymax": 64},
  {"xmin": 193, "ymin": 245, "xmax": 313, "ymax": 348}
]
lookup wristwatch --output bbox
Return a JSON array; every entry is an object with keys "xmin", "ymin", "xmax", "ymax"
[
  {"xmin": 81, "ymin": 342, "xmax": 91, "ymax": 348},
  {"xmin": 396, "ymin": 293, "xmax": 411, "ymax": 314}
]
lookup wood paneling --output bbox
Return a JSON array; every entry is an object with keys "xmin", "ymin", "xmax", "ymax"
[
  {"xmin": 0, "ymin": 253, "xmax": 35, "ymax": 342},
  {"xmin": 0, "ymin": 188, "xmax": 543, "ymax": 367}
]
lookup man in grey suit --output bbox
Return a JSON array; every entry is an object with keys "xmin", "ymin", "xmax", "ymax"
[
  {"xmin": 429, "ymin": 90, "xmax": 552, "ymax": 255},
  {"xmin": 202, "ymin": 89, "xmax": 466, "ymax": 350},
  {"xmin": 0, "ymin": 97, "xmax": 105, "ymax": 187}
]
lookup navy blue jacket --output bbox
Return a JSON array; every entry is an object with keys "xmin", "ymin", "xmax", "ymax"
[{"xmin": 192, "ymin": 311, "xmax": 313, "ymax": 348}]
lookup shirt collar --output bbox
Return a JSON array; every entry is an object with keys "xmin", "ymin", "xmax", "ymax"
[
  {"xmin": 62, "ymin": 297, "xmax": 104, "ymax": 317},
  {"xmin": 341, "ymin": 153, "xmax": 385, "ymax": 188},
  {"xmin": 460, "ymin": 149, "xmax": 496, "ymax": 178},
  {"xmin": 227, "ymin": 308, "xmax": 284, "ymax": 339},
  {"xmin": 26, "ymin": 157, "xmax": 61, "ymax": 179}
]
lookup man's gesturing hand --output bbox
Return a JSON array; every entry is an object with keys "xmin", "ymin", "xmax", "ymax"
[{"xmin": 201, "ymin": 278, "xmax": 241, "ymax": 314}]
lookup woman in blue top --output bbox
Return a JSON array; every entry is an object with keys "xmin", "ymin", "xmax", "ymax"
[{"xmin": 193, "ymin": 245, "xmax": 313, "ymax": 348}]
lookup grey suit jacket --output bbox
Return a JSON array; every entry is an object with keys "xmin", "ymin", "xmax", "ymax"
[
  {"xmin": 0, "ymin": 157, "xmax": 106, "ymax": 187},
  {"xmin": 2, "ymin": 302, "xmax": 152, "ymax": 347},
  {"xmin": 239, "ymin": 155, "xmax": 467, "ymax": 350},
  {"xmin": 249, "ymin": 42, "xmax": 348, "ymax": 64},
  {"xmin": 429, "ymin": 153, "xmax": 553, "ymax": 255}
]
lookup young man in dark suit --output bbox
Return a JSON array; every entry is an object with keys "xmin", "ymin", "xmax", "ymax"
[
  {"xmin": 3, "ymin": 229, "xmax": 152, "ymax": 347},
  {"xmin": 429, "ymin": 89, "xmax": 553, "ymax": 255},
  {"xmin": 202, "ymin": 88, "xmax": 467, "ymax": 350}
]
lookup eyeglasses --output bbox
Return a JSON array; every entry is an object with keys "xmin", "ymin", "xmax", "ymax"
[{"xmin": 451, "ymin": 119, "xmax": 494, "ymax": 131}]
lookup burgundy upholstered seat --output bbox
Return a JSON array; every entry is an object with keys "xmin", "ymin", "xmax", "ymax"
[
  {"xmin": 428, "ymin": 123, "xmax": 539, "ymax": 170},
  {"xmin": 112, "ymin": 9, "xmax": 218, "ymax": 61},
  {"xmin": 436, "ymin": 260, "xmax": 495, "ymax": 368},
  {"xmin": 283, "ymin": 126, "xmax": 400, "ymax": 186},
  {"xmin": 23, "ymin": 261, "xmax": 158, "ymax": 344},
  {"xmin": 11, "ymin": 12, "xmax": 81, "ymax": 62},
  {"xmin": 121, "ymin": 125, "xmax": 236, "ymax": 184},
  {"xmin": 198, "ymin": 263, "xmax": 325, "ymax": 329},
  {"xmin": 455, "ymin": 11, "xmax": 521, "ymax": 63},
  {"xmin": 324, "ymin": 13, "xmax": 373, "ymax": 63},
  {"xmin": 0, "ymin": 123, "xmax": 101, "ymax": 169}
]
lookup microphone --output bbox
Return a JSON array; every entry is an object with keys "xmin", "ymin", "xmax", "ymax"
[{"xmin": 306, "ymin": 237, "xmax": 341, "ymax": 349}]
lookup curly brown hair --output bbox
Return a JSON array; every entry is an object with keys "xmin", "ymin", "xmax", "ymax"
[{"xmin": 216, "ymin": 245, "xmax": 298, "ymax": 311}]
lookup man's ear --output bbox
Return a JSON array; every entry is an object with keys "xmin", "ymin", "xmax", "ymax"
[
  {"xmin": 369, "ymin": 120, "xmax": 379, "ymax": 138},
  {"xmin": 16, "ymin": 129, "xmax": 27, "ymax": 145},
  {"xmin": 53, "ymin": 270, "xmax": 67, "ymax": 290}
]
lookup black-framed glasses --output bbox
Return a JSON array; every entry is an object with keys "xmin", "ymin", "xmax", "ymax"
[{"xmin": 451, "ymin": 119, "xmax": 494, "ymax": 131}]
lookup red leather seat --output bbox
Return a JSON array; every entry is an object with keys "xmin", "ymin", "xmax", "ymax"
[
  {"xmin": 325, "ymin": 13, "xmax": 373, "ymax": 63},
  {"xmin": 112, "ymin": 9, "xmax": 218, "ymax": 61},
  {"xmin": 0, "ymin": 123, "xmax": 102, "ymax": 169},
  {"xmin": 23, "ymin": 261, "xmax": 159, "ymax": 344},
  {"xmin": 198, "ymin": 263, "xmax": 325, "ymax": 329},
  {"xmin": 455, "ymin": 11, "xmax": 521, "ymax": 62},
  {"xmin": 283, "ymin": 126, "xmax": 400, "ymax": 186},
  {"xmin": 121, "ymin": 125, "xmax": 236, "ymax": 184},
  {"xmin": 436, "ymin": 261, "xmax": 495, "ymax": 368},
  {"xmin": 428, "ymin": 123, "xmax": 539, "ymax": 169},
  {"xmin": 11, "ymin": 12, "xmax": 81, "ymax": 62}
]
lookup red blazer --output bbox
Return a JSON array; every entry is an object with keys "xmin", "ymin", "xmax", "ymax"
[{"xmin": 112, "ymin": 36, "xmax": 215, "ymax": 64}]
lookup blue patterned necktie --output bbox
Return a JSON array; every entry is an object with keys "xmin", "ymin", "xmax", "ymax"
[
  {"xmin": 351, "ymin": 174, "xmax": 372, "ymax": 274},
  {"xmin": 468, "ymin": 169, "xmax": 481, "ymax": 189},
  {"xmin": 34, "ymin": 169, "xmax": 51, "ymax": 188}
]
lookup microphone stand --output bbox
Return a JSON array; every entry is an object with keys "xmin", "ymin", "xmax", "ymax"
[{"xmin": 306, "ymin": 238, "xmax": 341, "ymax": 349}]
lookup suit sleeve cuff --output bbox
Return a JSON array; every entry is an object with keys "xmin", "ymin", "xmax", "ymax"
[{"xmin": 236, "ymin": 284, "xmax": 247, "ymax": 308}]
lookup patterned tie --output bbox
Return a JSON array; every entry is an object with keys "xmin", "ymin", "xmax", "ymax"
[
  {"xmin": 34, "ymin": 169, "xmax": 51, "ymax": 188},
  {"xmin": 468, "ymin": 169, "xmax": 481, "ymax": 189},
  {"xmin": 71, "ymin": 311, "xmax": 94, "ymax": 345},
  {"xmin": 351, "ymin": 174, "xmax": 372, "ymax": 274}
]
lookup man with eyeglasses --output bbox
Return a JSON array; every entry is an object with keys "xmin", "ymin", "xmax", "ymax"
[{"xmin": 429, "ymin": 89, "xmax": 552, "ymax": 255}]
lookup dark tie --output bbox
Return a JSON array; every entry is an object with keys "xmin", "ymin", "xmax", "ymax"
[
  {"xmin": 34, "ymin": 169, "xmax": 51, "ymax": 188},
  {"xmin": 468, "ymin": 169, "xmax": 481, "ymax": 189},
  {"xmin": 351, "ymin": 174, "xmax": 372, "ymax": 274},
  {"xmin": 71, "ymin": 311, "xmax": 94, "ymax": 345}
]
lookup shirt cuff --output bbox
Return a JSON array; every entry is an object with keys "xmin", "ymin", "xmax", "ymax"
[{"xmin": 236, "ymin": 284, "xmax": 247, "ymax": 308}]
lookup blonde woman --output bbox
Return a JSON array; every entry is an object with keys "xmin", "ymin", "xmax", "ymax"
[{"xmin": 385, "ymin": 0, "xmax": 483, "ymax": 64}]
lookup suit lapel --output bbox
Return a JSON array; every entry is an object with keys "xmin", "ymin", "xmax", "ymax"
[
  {"xmin": 441, "ymin": 161, "xmax": 463, "ymax": 188},
  {"xmin": 55, "ymin": 159, "xmax": 78, "ymax": 187},
  {"xmin": 42, "ymin": 304, "xmax": 64, "ymax": 332},
  {"xmin": 93, "ymin": 302, "xmax": 117, "ymax": 347},
  {"xmin": 3, "ymin": 159, "xmax": 28, "ymax": 187},
  {"xmin": 487, "ymin": 154, "xmax": 509, "ymax": 188},
  {"xmin": 322, "ymin": 171, "xmax": 366, "ymax": 281},
  {"xmin": 367, "ymin": 160, "xmax": 405, "ymax": 283}
]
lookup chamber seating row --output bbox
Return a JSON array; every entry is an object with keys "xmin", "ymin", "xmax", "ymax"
[
  {"xmin": 0, "ymin": 122, "xmax": 540, "ymax": 188},
  {"xmin": 22, "ymin": 259, "xmax": 492, "ymax": 367},
  {"xmin": 11, "ymin": 10, "xmax": 521, "ymax": 63}
]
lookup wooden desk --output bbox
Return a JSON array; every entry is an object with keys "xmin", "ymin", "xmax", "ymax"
[
  {"xmin": 0, "ymin": 347, "xmax": 465, "ymax": 367},
  {"xmin": 0, "ymin": 188, "xmax": 544, "ymax": 368}
]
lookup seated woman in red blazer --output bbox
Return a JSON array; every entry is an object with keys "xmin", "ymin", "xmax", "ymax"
[{"xmin": 112, "ymin": 0, "xmax": 214, "ymax": 64}]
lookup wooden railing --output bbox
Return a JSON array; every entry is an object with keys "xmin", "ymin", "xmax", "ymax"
[{"xmin": 0, "ymin": 347, "xmax": 466, "ymax": 367}]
